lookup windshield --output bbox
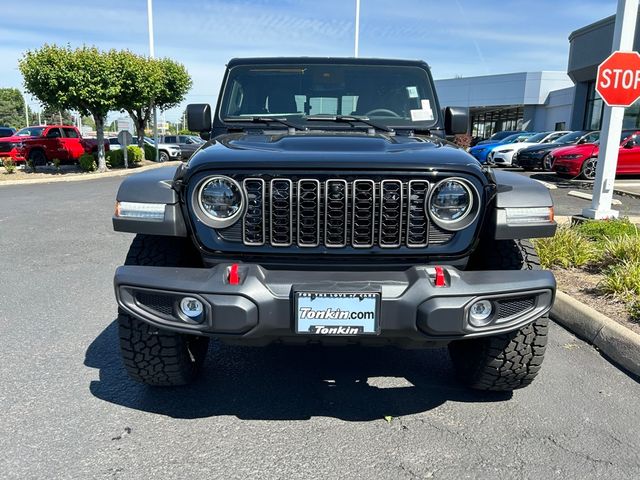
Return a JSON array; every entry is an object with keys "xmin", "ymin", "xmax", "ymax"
[
  {"xmin": 500, "ymin": 133, "xmax": 530, "ymax": 144},
  {"xmin": 526, "ymin": 132, "xmax": 551, "ymax": 143},
  {"xmin": 553, "ymin": 131, "xmax": 586, "ymax": 144},
  {"xmin": 16, "ymin": 127, "xmax": 45, "ymax": 137},
  {"xmin": 219, "ymin": 63, "xmax": 438, "ymax": 129},
  {"xmin": 489, "ymin": 131, "xmax": 516, "ymax": 141}
]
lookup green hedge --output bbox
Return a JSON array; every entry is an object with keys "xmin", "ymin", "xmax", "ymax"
[
  {"xmin": 106, "ymin": 146, "xmax": 143, "ymax": 168},
  {"xmin": 144, "ymin": 144, "xmax": 157, "ymax": 161},
  {"xmin": 78, "ymin": 153, "xmax": 96, "ymax": 172}
]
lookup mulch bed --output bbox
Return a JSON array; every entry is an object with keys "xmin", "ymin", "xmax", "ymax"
[
  {"xmin": 0, "ymin": 160, "xmax": 157, "ymax": 182},
  {"xmin": 552, "ymin": 267, "xmax": 640, "ymax": 335}
]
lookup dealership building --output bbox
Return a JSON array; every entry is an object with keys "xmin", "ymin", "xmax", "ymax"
[{"xmin": 434, "ymin": 13, "xmax": 640, "ymax": 138}]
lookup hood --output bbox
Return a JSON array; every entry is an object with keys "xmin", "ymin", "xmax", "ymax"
[
  {"xmin": 552, "ymin": 143, "xmax": 598, "ymax": 158},
  {"xmin": 520, "ymin": 141, "xmax": 574, "ymax": 155},
  {"xmin": 186, "ymin": 131, "xmax": 485, "ymax": 177}
]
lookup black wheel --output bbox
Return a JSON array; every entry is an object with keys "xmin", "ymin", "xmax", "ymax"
[
  {"xmin": 118, "ymin": 235, "xmax": 209, "ymax": 386},
  {"xmin": 542, "ymin": 153, "xmax": 554, "ymax": 172},
  {"xmin": 159, "ymin": 150, "xmax": 169, "ymax": 162},
  {"xmin": 580, "ymin": 157, "xmax": 597, "ymax": 180},
  {"xmin": 28, "ymin": 149, "xmax": 47, "ymax": 167},
  {"xmin": 449, "ymin": 240, "xmax": 549, "ymax": 391}
]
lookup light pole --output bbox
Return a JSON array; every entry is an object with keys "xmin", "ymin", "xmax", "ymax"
[
  {"xmin": 20, "ymin": 91, "xmax": 29, "ymax": 127},
  {"xmin": 354, "ymin": 0, "xmax": 360, "ymax": 57},
  {"xmin": 147, "ymin": 0, "xmax": 159, "ymax": 161}
]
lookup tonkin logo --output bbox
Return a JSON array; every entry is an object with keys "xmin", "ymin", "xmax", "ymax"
[{"xmin": 310, "ymin": 326, "xmax": 363, "ymax": 335}]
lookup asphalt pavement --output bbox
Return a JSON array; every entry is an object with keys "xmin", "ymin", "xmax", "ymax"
[{"xmin": 1, "ymin": 176, "xmax": 639, "ymax": 480}]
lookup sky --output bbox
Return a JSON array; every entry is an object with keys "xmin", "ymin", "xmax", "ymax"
[{"xmin": 0, "ymin": 0, "xmax": 618, "ymax": 123}]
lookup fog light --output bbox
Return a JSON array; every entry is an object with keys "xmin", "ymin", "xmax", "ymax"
[
  {"xmin": 180, "ymin": 297, "xmax": 204, "ymax": 319},
  {"xmin": 468, "ymin": 300, "xmax": 493, "ymax": 327}
]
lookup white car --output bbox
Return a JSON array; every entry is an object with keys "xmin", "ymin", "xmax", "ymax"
[{"xmin": 489, "ymin": 131, "xmax": 570, "ymax": 166}]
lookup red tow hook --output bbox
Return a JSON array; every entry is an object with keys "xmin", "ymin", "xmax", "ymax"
[
  {"xmin": 228, "ymin": 263, "xmax": 241, "ymax": 285},
  {"xmin": 434, "ymin": 266, "xmax": 446, "ymax": 287}
]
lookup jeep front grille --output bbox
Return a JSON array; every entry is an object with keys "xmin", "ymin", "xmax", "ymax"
[{"xmin": 238, "ymin": 177, "xmax": 455, "ymax": 249}]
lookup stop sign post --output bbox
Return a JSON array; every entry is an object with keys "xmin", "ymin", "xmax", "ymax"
[{"xmin": 583, "ymin": 0, "xmax": 639, "ymax": 220}]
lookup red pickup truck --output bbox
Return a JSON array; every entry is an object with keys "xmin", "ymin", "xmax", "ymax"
[{"xmin": 0, "ymin": 125, "xmax": 109, "ymax": 166}]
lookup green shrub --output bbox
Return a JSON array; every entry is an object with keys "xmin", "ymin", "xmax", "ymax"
[
  {"xmin": 599, "ymin": 260, "xmax": 640, "ymax": 299},
  {"xmin": 127, "ymin": 145, "xmax": 143, "ymax": 164},
  {"xmin": 575, "ymin": 218, "xmax": 638, "ymax": 241},
  {"xmin": 3, "ymin": 158, "xmax": 16, "ymax": 174},
  {"xmin": 144, "ymin": 144, "xmax": 157, "ymax": 161},
  {"xmin": 78, "ymin": 153, "xmax": 96, "ymax": 172},
  {"xmin": 107, "ymin": 146, "xmax": 143, "ymax": 168},
  {"xmin": 601, "ymin": 235, "xmax": 640, "ymax": 266},
  {"xmin": 534, "ymin": 228, "xmax": 596, "ymax": 268},
  {"xmin": 106, "ymin": 149, "xmax": 123, "ymax": 168},
  {"xmin": 52, "ymin": 158, "xmax": 61, "ymax": 170}
]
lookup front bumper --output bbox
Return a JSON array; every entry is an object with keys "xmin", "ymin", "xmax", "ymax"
[
  {"xmin": 552, "ymin": 158, "xmax": 582, "ymax": 176},
  {"xmin": 514, "ymin": 154, "xmax": 544, "ymax": 168},
  {"xmin": 492, "ymin": 151, "xmax": 515, "ymax": 165},
  {"xmin": 114, "ymin": 264, "xmax": 556, "ymax": 346}
]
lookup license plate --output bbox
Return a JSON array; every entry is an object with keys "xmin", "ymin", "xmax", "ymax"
[{"xmin": 295, "ymin": 291, "xmax": 380, "ymax": 335}]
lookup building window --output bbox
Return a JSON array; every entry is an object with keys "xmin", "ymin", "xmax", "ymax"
[
  {"xmin": 584, "ymin": 80, "xmax": 640, "ymax": 130},
  {"xmin": 584, "ymin": 81, "xmax": 604, "ymax": 130},
  {"xmin": 555, "ymin": 122, "xmax": 566, "ymax": 131},
  {"xmin": 470, "ymin": 106, "xmax": 523, "ymax": 138}
]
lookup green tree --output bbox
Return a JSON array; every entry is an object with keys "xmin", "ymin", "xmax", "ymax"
[
  {"xmin": 115, "ymin": 52, "xmax": 191, "ymax": 158},
  {"xmin": 41, "ymin": 105, "xmax": 74, "ymax": 125},
  {"xmin": 19, "ymin": 45, "xmax": 121, "ymax": 172},
  {"xmin": 0, "ymin": 88, "xmax": 29, "ymax": 129}
]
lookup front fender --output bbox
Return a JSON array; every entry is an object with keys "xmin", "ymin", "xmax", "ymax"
[
  {"xmin": 112, "ymin": 166, "xmax": 187, "ymax": 237},
  {"xmin": 489, "ymin": 170, "xmax": 557, "ymax": 240}
]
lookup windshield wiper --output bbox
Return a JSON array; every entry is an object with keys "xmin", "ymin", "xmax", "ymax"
[
  {"xmin": 304, "ymin": 115, "xmax": 394, "ymax": 133},
  {"xmin": 223, "ymin": 116, "xmax": 306, "ymax": 131}
]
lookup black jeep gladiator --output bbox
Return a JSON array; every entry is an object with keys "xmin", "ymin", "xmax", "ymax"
[{"xmin": 112, "ymin": 57, "xmax": 557, "ymax": 391}]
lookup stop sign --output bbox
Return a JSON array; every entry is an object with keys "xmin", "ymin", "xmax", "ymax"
[{"xmin": 596, "ymin": 51, "xmax": 640, "ymax": 107}]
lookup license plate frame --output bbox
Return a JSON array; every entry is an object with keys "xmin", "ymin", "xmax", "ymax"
[{"xmin": 294, "ymin": 290, "xmax": 381, "ymax": 336}]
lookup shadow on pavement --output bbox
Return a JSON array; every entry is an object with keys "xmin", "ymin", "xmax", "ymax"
[{"xmin": 85, "ymin": 320, "xmax": 511, "ymax": 421}]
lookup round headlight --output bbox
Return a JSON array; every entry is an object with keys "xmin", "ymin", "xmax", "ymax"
[
  {"xmin": 429, "ymin": 179, "xmax": 472, "ymax": 222},
  {"xmin": 197, "ymin": 176, "xmax": 244, "ymax": 227}
]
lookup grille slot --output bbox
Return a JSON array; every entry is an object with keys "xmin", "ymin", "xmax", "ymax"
[
  {"xmin": 297, "ymin": 179, "xmax": 321, "ymax": 247},
  {"xmin": 270, "ymin": 179, "xmax": 293, "ymax": 246},
  {"xmin": 352, "ymin": 179, "xmax": 376, "ymax": 247},
  {"xmin": 379, "ymin": 180, "xmax": 403, "ymax": 247},
  {"xmin": 495, "ymin": 297, "xmax": 535, "ymax": 320},
  {"xmin": 324, "ymin": 179, "xmax": 348, "ymax": 247},
  {"xmin": 243, "ymin": 178, "xmax": 265, "ymax": 245},
  {"xmin": 238, "ymin": 176, "xmax": 456, "ymax": 249},
  {"xmin": 406, "ymin": 180, "xmax": 430, "ymax": 247}
]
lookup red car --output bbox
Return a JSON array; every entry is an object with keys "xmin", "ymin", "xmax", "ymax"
[
  {"xmin": 551, "ymin": 129, "xmax": 640, "ymax": 179},
  {"xmin": 0, "ymin": 125, "xmax": 109, "ymax": 166}
]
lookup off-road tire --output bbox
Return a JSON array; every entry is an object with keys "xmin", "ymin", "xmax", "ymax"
[
  {"xmin": 118, "ymin": 235, "xmax": 209, "ymax": 386},
  {"xmin": 449, "ymin": 240, "xmax": 549, "ymax": 391}
]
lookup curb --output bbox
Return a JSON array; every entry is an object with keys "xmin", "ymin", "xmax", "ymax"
[
  {"xmin": 551, "ymin": 290, "xmax": 640, "ymax": 377},
  {"xmin": 0, "ymin": 161, "xmax": 180, "ymax": 187},
  {"xmin": 614, "ymin": 187, "xmax": 640, "ymax": 199}
]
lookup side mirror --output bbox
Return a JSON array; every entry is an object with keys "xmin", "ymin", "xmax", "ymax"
[
  {"xmin": 187, "ymin": 103, "xmax": 212, "ymax": 134},
  {"xmin": 444, "ymin": 107, "xmax": 469, "ymax": 135},
  {"xmin": 623, "ymin": 140, "xmax": 634, "ymax": 149}
]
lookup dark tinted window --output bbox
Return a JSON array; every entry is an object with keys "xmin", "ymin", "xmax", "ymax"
[
  {"xmin": 62, "ymin": 128, "xmax": 79, "ymax": 138},
  {"xmin": 0, "ymin": 128, "xmax": 13, "ymax": 138},
  {"xmin": 109, "ymin": 138, "xmax": 120, "ymax": 145},
  {"xmin": 46, "ymin": 128, "xmax": 62, "ymax": 138},
  {"xmin": 164, "ymin": 136, "xmax": 176, "ymax": 143}
]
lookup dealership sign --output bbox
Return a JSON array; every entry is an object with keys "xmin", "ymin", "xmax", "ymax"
[{"xmin": 596, "ymin": 51, "xmax": 640, "ymax": 107}]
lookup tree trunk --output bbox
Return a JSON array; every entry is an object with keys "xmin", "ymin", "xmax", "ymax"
[
  {"xmin": 128, "ymin": 108, "xmax": 147, "ymax": 159},
  {"xmin": 94, "ymin": 114, "xmax": 107, "ymax": 172}
]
